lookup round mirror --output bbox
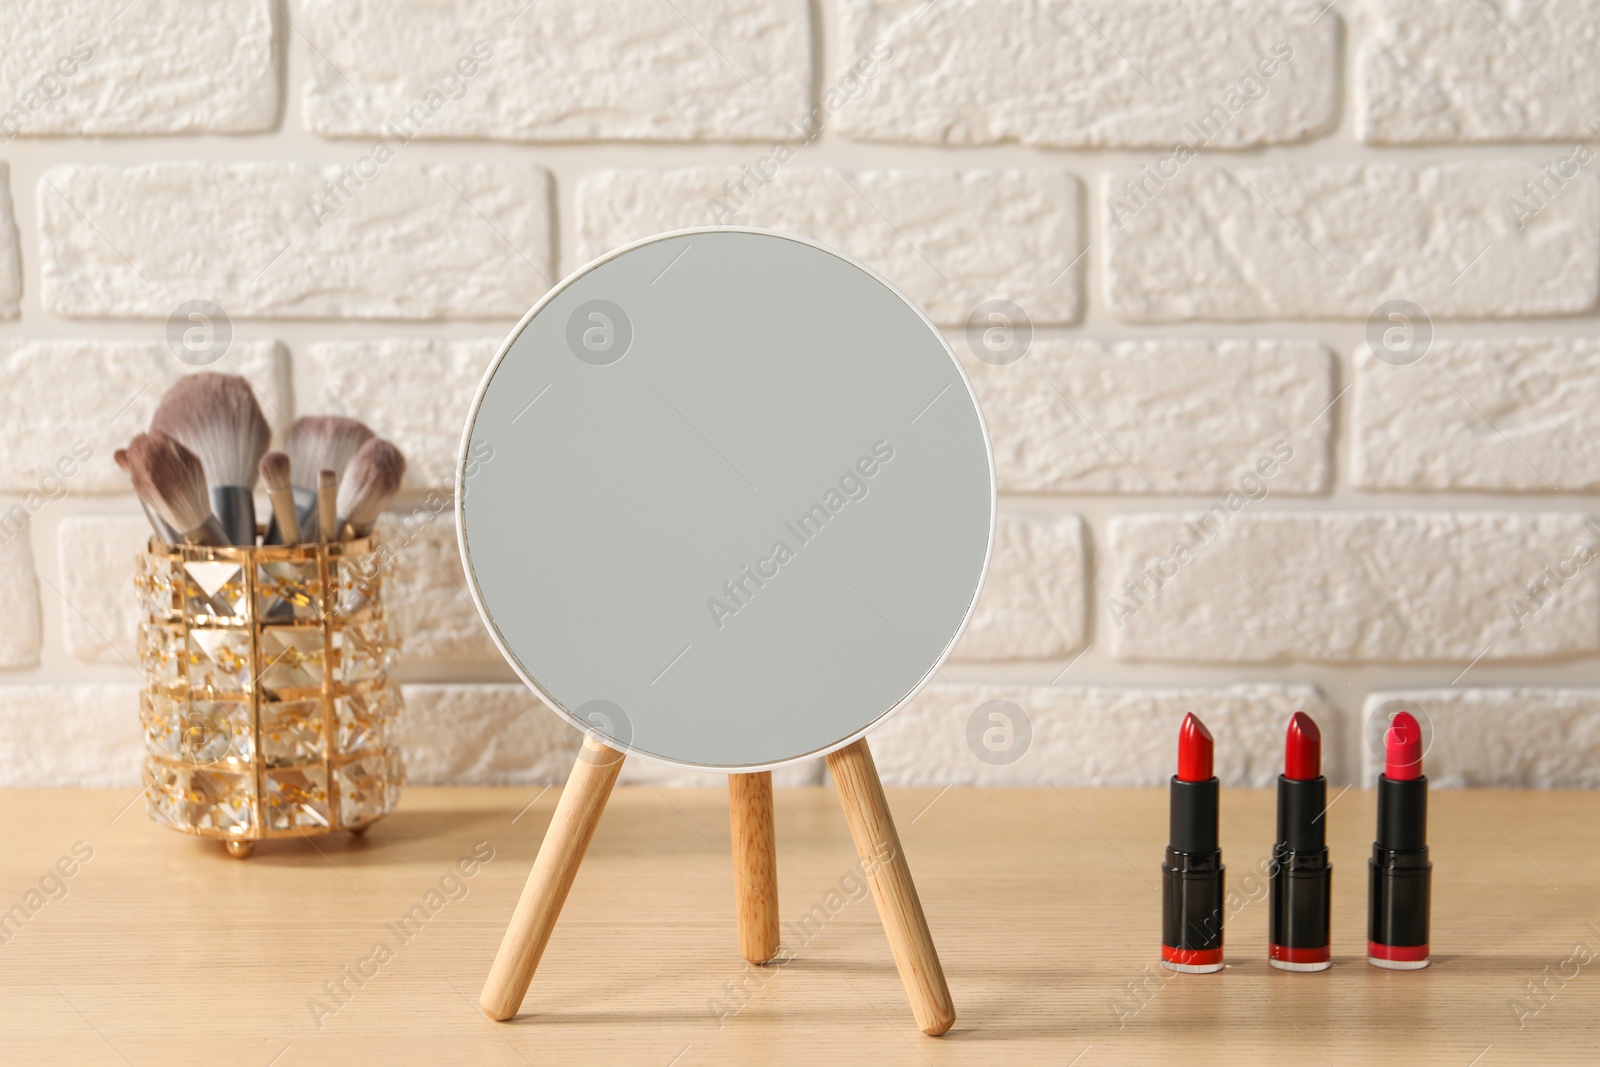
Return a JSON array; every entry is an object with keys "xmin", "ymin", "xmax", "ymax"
[{"xmin": 457, "ymin": 229, "xmax": 993, "ymax": 771}]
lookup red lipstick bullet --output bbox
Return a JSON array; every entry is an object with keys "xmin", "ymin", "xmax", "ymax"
[
  {"xmin": 1369, "ymin": 711, "xmax": 1431, "ymax": 969},
  {"xmin": 1269, "ymin": 711, "xmax": 1332, "ymax": 971},
  {"xmin": 1162, "ymin": 713, "xmax": 1224, "ymax": 973}
]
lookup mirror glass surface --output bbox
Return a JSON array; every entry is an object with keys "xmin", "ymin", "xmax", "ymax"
[{"xmin": 460, "ymin": 230, "xmax": 993, "ymax": 769}]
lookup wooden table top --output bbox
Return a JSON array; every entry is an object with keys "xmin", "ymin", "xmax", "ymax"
[{"xmin": 1, "ymin": 784, "xmax": 1595, "ymax": 1065}]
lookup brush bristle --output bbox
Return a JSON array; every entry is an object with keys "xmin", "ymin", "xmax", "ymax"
[
  {"xmin": 287, "ymin": 416, "xmax": 374, "ymax": 489},
  {"xmin": 259, "ymin": 450, "xmax": 292, "ymax": 493},
  {"xmin": 125, "ymin": 432, "xmax": 214, "ymax": 533},
  {"xmin": 150, "ymin": 372, "xmax": 270, "ymax": 488},
  {"xmin": 114, "ymin": 448, "xmax": 130, "ymax": 472},
  {"xmin": 337, "ymin": 438, "xmax": 406, "ymax": 527}
]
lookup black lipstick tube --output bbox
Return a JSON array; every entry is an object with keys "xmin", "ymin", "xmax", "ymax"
[
  {"xmin": 1269, "ymin": 773, "xmax": 1332, "ymax": 970},
  {"xmin": 1161, "ymin": 775, "xmax": 1224, "ymax": 972},
  {"xmin": 1369, "ymin": 773, "xmax": 1431, "ymax": 969}
]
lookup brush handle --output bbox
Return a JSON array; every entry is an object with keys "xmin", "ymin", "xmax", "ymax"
[
  {"xmin": 288, "ymin": 485, "xmax": 318, "ymax": 542},
  {"xmin": 181, "ymin": 516, "xmax": 230, "ymax": 547},
  {"xmin": 317, "ymin": 471, "xmax": 338, "ymax": 544},
  {"xmin": 136, "ymin": 500, "xmax": 179, "ymax": 545},
  {"xmin": 265, "ymin": 487, "xmax": 301, "ymax": 545},
  {"xmin": 209, "ymin": 486, "xmax": 257, "ymax": 546}
]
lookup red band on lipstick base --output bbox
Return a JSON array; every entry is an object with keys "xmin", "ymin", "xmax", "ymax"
[
  {"xmin": 1269, "ymin": 943, "xmax": 1331, "ymax": 971},
  {"xmin": 1162, "ymin": 944, "xmax": 1224, "ymax": 973},
  {"xmin": 1368, "ymin": 940, "xmax": 1430, "ymax": 969}
]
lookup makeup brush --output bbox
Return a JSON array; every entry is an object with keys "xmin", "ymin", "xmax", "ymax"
[
  {"xmin": 317, "ymin": 469, "xmax": 338, "ymax": 545},
  {"xmin": 150, "ymin": 373, "xmax": 270, "ymax": 545},
  {"xmin": 287, "ymin": 416, "xmax": 373, "ymax": 540},
  {"xmin": 124, "ymin": 433, "xmax": 228, "ymax": 547},
  {"xmin": 336, "ymin": 438, "xmax": 405, "ymax": 538},
  {"xmin": 116, "ymin": 447, "xmax": 179, "ymax": 544},
  {"xmin": 260, "ymin": 451, "xmax": 300, "ymax": 545}
]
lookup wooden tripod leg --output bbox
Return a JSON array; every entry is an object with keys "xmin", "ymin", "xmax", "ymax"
[
  {"xmin": 826, "ymin": 738, "xmax": 955, "ymax": 1037},
  {"xmin": 480, "ymin": 737, "xmax": 624, "ymax": 1021},
  {"xmin": 729, "ymin": 771, "xmax": 780, "ymax": 964}
]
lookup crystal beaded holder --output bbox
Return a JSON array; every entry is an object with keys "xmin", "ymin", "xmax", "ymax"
[{"xmin": 135, "ymin": 532, "xmax": 404, "ymax": 857}]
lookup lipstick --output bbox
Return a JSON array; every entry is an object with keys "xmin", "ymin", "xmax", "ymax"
[
  {"xmin": 1269, "ymin": 712, "xmax": 1332, "ymax": 971},
  {"xmin": 1369, "ymin": 710, "xmax": 1431, "ymax": 969},
  {"xmin": 1162, "ymin": 713, "xmax": 1225, "ymax": 973}
]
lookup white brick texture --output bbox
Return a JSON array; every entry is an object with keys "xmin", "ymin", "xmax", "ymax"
[
  {"xmin": 836, "ymin": 0, "xmax": 1337, "ymax": 148},
  {"xmin": 965, "ymin": 339, "xmax": 1331, "ymax": 494},
  {"xmin": 397, "ymin": 684, "xmax": 583, "ymax": 785},
  {"xmin": 1353, "ymin": 338, "xmax": 1600, "ymax": 491},
  {"xmin": 0, "ymin": 163, "xmax": 18, "ymax": 318},
  {"xmin": 1108, "ymin": 512, "xmax": 1600, "ymax": 663},
  {"xmin": 1358, "ymin": 0, "xmax": 1600, "ymax": 144},
  {"xmin": 1104, "ymin": 164, "xmax": 1600, "ymax": 320},
  {"xmin": 951, "ymin": 511, "xmax": 1084, "ymax": 662},
  {"xmin": 299, "ymin": 339, "xmax": 498, "ymax": 490},
  {"xmin": 870, "ymin": 683, "xmax": 1332, "ymax": 787},
  {"xmin": 576, "ymin": 167, "xmax": 1083, "ymax": 325},
  {"xmin": 398, "ymin": 684, "xmax": 823, "ymax": 786},
  {"xmin": 39, "ymin": 163, "xmax": 552, "ymax": 319},
  {"xmin": 4, "ymin": 6, "xmax": 1600, "ymax": 790},
  {"xmin": 0, "ymin": 522, "xmax": 42, "ymax": 668},
  {"xmin": 0, "ymin": 685, "xmax": 141, "ymax": 786},
  {"xmin": 376, "ymin": 512, "xmax": 499, "ymax": 664},
  {"xmin": 299, "ymin": 0, "xmax": 809, "ymax": 142},
  {"xmin": 1361, "ymin": 690, "xmax": 1600, "ymax": 789},
  {"xmin": 0, "ymin": 1, "xmax": 277, "ymax": 136},
  {"xmin": 56, "ymin": 514, "xmax": 149, "ymax": 665},
  {"xmin": 0, "ymin": 339, "xmax": 285, "ymax": 494}
]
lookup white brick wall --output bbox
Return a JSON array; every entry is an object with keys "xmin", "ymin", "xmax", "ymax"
[
  {"xmin": 834, "ymin": 0, "xmax": 1338, "ymax": 147},
  {"xmin": 4, "ymin": 0, "xmax": 1600, "ymax": 789},
  {"xmin": 576, "ymin": 167, "xmax": 1084, "ymax": 324},
  {"xmin": 40, "ymin": 162, "xmax": 553, "ymax": 318},
  {"xmin": 0, "ymin": 2, "xmax": 278, "ymax": 136}
]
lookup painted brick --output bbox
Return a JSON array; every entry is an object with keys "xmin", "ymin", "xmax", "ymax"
[
  {"xmin": 1103, "ymin": 164, "xmax": 1600, "ymax": 320},
  {"xmin": 965, "ymin": 339, "xmax": 1331, "ymax": 494},
  {"xmin": 1362, "ymin": 689, "xmax": 1600, "ymax": 789},
  {"xmin": 39, "ymin": 162, "xmax": 552, "ymax": 319},
  {"xmin": 0, "ymin": 1, "xmax": 276, "ymax": 137},
  {"xmin": 56, "ymin": 514, "xmax": 149, "ymax": 666},
  {"xmin": 0, "ymin": 685, "xmax": 141, "ymax": 786},
  {"xmin": 0, "ymin": 522, "xmax": 41, "ymax": 668},
  {"xmin": 1353, "ymin": 338, "xmax": 1600, "ymax": 491},
  {"xmin": 300, "ymin": 339, "xmax": 497, "ymax": 490},
  {"xmin": 1107, "ymin": 512, "xmax": 1600, "ymax": 663},
  {"xmin": 576, "ymin": 167, "xmax": 1083, "ymax": 325},
  {"xmin": 0, "ymin": 163, "xmax": 18, "ymax": 318},
  {"xmin": 870, "ymin": 683, "xmax": 1331, "ymax": 787},
  {"xmin": 398, "ymin": 683, "xmax": 823, "ymax": 786},
  {"xmin": 375, "ymin": 511, "xmax": 499, "ymax": 664},
  {"xmin": 951, "ymin": 511, "xmax": 1085, "ymax": 662},
  {"xmin": 397, "ymin": 684, "xmax": 583, "ymax": 786},
  {"xmin": 0, "ymin": 339, "xmax": 285, "ymax": 494},
  {"xmin": 1358, "ymin": 0, "xmax": 1600, "ymax": 143},
  {"xmin": 836, "ymin": 0, "xmax": 1336, "ymax": 148},
  {"xmin": 299, "ymin": 0, "xmax": 808, "ymax": 142}
]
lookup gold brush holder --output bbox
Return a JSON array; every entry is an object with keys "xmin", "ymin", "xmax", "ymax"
[{"xmin": 134, "ymin": 533, "xmax": 404, "ymax": 858}]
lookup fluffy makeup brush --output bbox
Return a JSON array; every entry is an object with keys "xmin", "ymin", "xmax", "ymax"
[
  {"xmin": 317, "ymin": 470, "xmax": 338, "ymax": 546},
  {"xmin": 124, "ymin": 433, "xmax": 228, "ymax": 546},
  {"xmin": 116, "ymin": 447, "xmax": 179, "ymax": 544},
  {"xmin": 150, "ymin": 373, "xmax": 270, "ymax": 545},
  {"xmin": 335, "ymin": 438, "xmax": 405, "ymax": 538},
  {"xmin": 286, "ymin": 416, "xmax": 373, "ymax": 540},
  {"xmin": 260, "ymin": 451, "xmax": 300, "ymax": 545}
]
